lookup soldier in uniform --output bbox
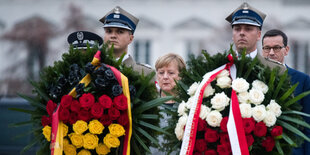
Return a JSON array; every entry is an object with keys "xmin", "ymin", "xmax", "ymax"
[
  {"xmin": 67, "ymin": 31, "xmax": 103, "ymax": 49},
  {"xmin": 99, "ymin": 6, "xmax": 154, "ymax": 76},
  {"xmin": 226, "ymin": 2, "xmax": 286, "ymax": 73}
]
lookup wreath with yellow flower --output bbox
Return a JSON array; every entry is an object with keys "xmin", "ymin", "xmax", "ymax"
[{"xmin": 11, "ymin": 43, "xmax": 172, "ymax": 155}]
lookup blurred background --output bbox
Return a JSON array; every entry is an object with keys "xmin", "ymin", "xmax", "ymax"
[{"xmin": 0, "ymin": 0, "xmax": 309, "ymax": 154}]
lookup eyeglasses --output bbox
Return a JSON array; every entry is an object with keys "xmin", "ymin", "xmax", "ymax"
[{"xmin": 262, "ymin": 46, "xmax": 285, "ymax": 53}]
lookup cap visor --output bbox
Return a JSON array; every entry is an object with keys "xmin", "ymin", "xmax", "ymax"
[
  {"xmin": 232, "ymin": 19, "xmax": 260, "ymax": 27},
  {"xmin": 103, "ymin": 22, "xmax": 132, "ymax": 31}
]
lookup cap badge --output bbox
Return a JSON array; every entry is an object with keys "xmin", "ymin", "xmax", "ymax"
[
  {"xmin": 113, "ymin": 14, "xmax": 120, "ymax": 19},
  {"xmin": 242, "ymin": 10, "xmax": 249, "ymax": 14},
  {"xmin": 77, "ymin": 32, "xmax": 84, "ymax": 41},
  {"xmin": 114, "ymin": 7, "xmax": 120, "ymax": 14}
]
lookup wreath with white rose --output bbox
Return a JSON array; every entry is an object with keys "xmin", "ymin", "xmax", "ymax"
[{"xmin": 166, "ymin": 46, "xmax": 310, "ymax": 155}]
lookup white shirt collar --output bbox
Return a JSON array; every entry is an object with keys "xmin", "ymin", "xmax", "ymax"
[
  {"xmin": 236, "ymin": 49, "xmax": 257, "ymax": 59},
  {"xmin": 116, "ymin": 53, "xmax": 130, "ymax": 62}
]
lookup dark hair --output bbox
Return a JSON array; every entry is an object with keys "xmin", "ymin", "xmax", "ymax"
[{"xmin": 262, "ymin": 29, "xmax": 288, "ymax": 46}]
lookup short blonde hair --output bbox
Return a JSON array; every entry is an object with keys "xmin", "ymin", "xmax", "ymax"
[{"xmin": 155, "ymin": 53, "xmax": 186, "ymax": 71}]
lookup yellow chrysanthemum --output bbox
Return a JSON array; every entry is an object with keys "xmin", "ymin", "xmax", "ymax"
[
  {"xmin": 63, "ymin": 144, "xmax": 77, "ymax": 155},
  {"xmin": 108, "ymin": 124, "xmax": 125, "ymax": 137},
  {"xmin": 83, "ymin": 133, "xmax": 99, "ymax": 149},
  {"xmin": 63, "ymin": 138, "xmax": 70, "ymax": 147},
  {"xmin": 42, "ymin": 125, "xmax": 51, "ymax": 142},
  {"xmin": 88, "ymin": 119, "xmax": 104, "ymax": 134},
  {"xmin": 103, "ymin": 133, "xmax": 120, "ymax": 148},
  {"xmin": 69, "ymin": 133, "xmax": 83, "ymax": 148},
  {"xmin": 73, "ymin": 120, "xmax": 88, "ymax": 135},
  {"xmin": 61, "ymin": 122, "xmax": 69, "ymax": 137},
  {"xmin": 96, "ymin": 143, "xmax": 110, "ymax": 155},
  {"xmin": 77, "ymin": 149, "xmax": 91, "ymax": 155}
]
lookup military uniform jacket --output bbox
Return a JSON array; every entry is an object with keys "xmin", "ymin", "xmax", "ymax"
[{"xmin": 123, "ymin": 55, "xmax": 155, "ymax": 81}]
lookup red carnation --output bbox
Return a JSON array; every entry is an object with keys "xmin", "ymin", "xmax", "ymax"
[
  {"xmin": 271, "ymin": 126, "xmax": 283, "ymax": 137},
  {"xmin": 108, "ymin": 107, "xmax": 120, "ymax": 120},
  {"xmin": 59, "ymin": 108, "xmax": 70, "ymax": 123},
  {"xmin": 79, "ymin": 93, "xmax": 95, "ymax": 109},
  {"xmin": 68, "ymin": 112, "xmax": 78, "ymax": 125},
  {"xmin": 100, "ymin": 114, "xmax": 112, "ymax": 126},
  {"xmin": 78, "ymin": 109, "xmax": 91, "ymax": 121},
  {"xmin": 197, "ymin": 118, "xmax": 207, "ymax": 131},
  {"xmin": 254, "ymin": 121, "xmax": 267, "ymax": 137},
  {"xmin": 220, "ymin": 133, "xmax": 230, "ymax": 145},
  {"xmin": 262, "ymin": 136, "xmax": 275, "ymax": 152},
  {"xmin": 70, "ymin": 100, "xmax": 80, "ymax": 113},
  {"xmin": 246, "ymin": 134, "xmax": 254, "ymax": 147},
  {"xmin": 217, "ymin": 143, "xmax": 231, "ymax": 155},
  {"xmin": 41, "ymin": 115, "xmax": 51, "ymax": 126},
  {"xmin": 91, "ymin": 103, "xmax": 104, "ymax": 119},
  {"xmin": 205, "ymin": 149, "xmax": 217, "ymax": 155},
  {"xmin": 60, "ymin": 95, "xmax": 72, "ymax": 108},
  {"xmin": 113, "ymin": 94, "xmax": 128, "ymax": 111},
  {"xmin": 204, "ymin": 128, "xmax": 219, "ymax": 143},
  {"xmin": 220, "ymin": 117, "xmax": 229, "ymax": 132},
  {"xmin": 46, "ymin": 100, "xmax": 57, "ymax": 116},
  {"xmin": 194, "ymin": 139, "xmax": 207, "ymax": 152},
  {"xmin": 243, "ymin": 117, "xmax": 255, "ymax": 134},
  {"xmin": 98, "ymin": 95, "xmax": 112, "ymax": 109},
  {"xmin": 117, "ymin": 112, "xmax": 129, "ymax": 126}
]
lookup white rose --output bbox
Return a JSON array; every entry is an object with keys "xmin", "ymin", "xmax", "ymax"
[
  {"xmin": 239, "ymin": 103, "xmax": 252, "ymax": 118},
  {"xmin": 199, "ymin": 105, "xmax": 211, "ymax": 120},
  {"xmin": 186, "ymin": 97, "xmax": 194, "ymax": 109},
  {"xmin": 252, "ymin": 80, "xmax": 269, "ymax": 94},
  {"xmin": 263, "ymin": 111, "xmax": 277, "ymax": 127},
  {"xmin": 216, "ymin": 69, "xmax": 230, "ymax": 78},
  {"xmin": 249, "ymin": 89, "xmax": 265, "ymax": 105},
  {"xmin": 266, "ymin": 100, "xmax": 282, "ymax": 117},
  {"xmin": 206, "ymin": 110, "xmax": 222, "ymax": 127},
  {"xmin": 210, "ymin": 92, "xmax": 230, "ymax": 111},
  {"xmin": 175, "ymin": 123, "xmax": 185, "ymax": 140},
  {"xmin": 216, "ymin": 76, "xmax": 232, "ymax": 89},
  {"xmin": 178, "ymin": 114, "xmax": 188, "ymax": 126},
  {"xmin": 238, "ymin": 91, "xmax": 250, "ymax": 104},
  {"xmin": 177, "ymin": 101, "xmax": 187, "ymax": 116},
  {"xmin": 232, "ymin": 78, "xmax": 249, "ymax": 93},
  {"xmin": 203, "ymin": 84, "xmax": 215, "ymax": 98},
  {"xmin": 187, "ymin": 82, "xmax": 200, "ymax": 96},
  {"xmin": 252, "ymin": 105, "xmax": 266, "ymax": 122}
]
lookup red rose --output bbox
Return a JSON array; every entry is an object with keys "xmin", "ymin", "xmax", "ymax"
[
  {"xmin": 220, "ymin": 117, "xmax": 229, "ymax": 132},
  {"xmin": 254, "ymin": 121, "xmax": 267, "ymax": 137},
  {"xmin": 197, "ymin": 118, "xmax": 207, "ymax": 131},
  {"xmin": 69, "ymin": 112, "xmax": 78, "ymax": 125},
  {"xmin": 59, "ymin": 107, "xmax": 70, "ymax": 123},
  {"xmin": 243, "ymin": 117, "xmax": 255, "ymax": 134},
  {"xmin": 246, "ymin": 134, "xmax": 254, "ymax": 147},
  {"xmin": 220, "ymin": 133, "xmax": 230, "ymax": 145},
  {"xmin": 193, "ymin": 152, "xmax": 201, "ymax": 155},
  {"xmin": 98, "ymin": 95, "xmax": 112, "ymax": 109},
  {"xmin": 70, "ymin": 99, "xmax": 80, "ymax": 113},
  {"xmin": 46, "ymin": 100, "xmax": 57, "ymax": 116},
  {"xmin": 100, "ymin": 114, "xmax": 112, "ymax": 126},
  {"xmin": 108, "ymin": 107, "xmax": 120, "ymax": 120},
  {"xmin": 271, "ymin": 126, "xmax": 283, "ymax": 137},
  {"xmin": 262, "ymin": 136, "xmax": 275, "ymax": 152},
  {"xmin": 91, "ymin": 103, "xmax": 104, "ymax": 119},
  {"xmin": 78, "ymin": 109, "xmax": 91, "ymax": 121},
  {"xmin": 204, "ymin": 128, "xmax": 219, "ymax": 143},
  {"xmin": 117, "ymin": 112, "xmax": 129, "ymax": 126},
  {"xmin": 194, "ymin": 139, "xmax": 207, "ymax": 152},
  {"xmin": 41, "ymin": 115, "xmax": 51, "ymax": 126},
  {"xmin": 217, "ymin": 143, "xmax": 231, "ymax": 155},
  {"xmin": 113, "ymin": 94, "xmax": 128, "ymax": 111},
  {"xmin": 60, "ymin": 95, "xmax": 72, "ymax": 108},
  {"xmin": 204, "ymin": 149, "xmax": 217, "ymax": 155},
  {"xmin": 79, "ymin": 93, "xmax": 95, "ymax": 109}
]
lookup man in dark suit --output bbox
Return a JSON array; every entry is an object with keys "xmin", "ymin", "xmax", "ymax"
[
  {"xmin": 262, "ymin": 29, "xmax": 310, "ymax": 155},
  {"xmin": 226, "ymin": 2, "xmax": 286, "ymax": 73}
]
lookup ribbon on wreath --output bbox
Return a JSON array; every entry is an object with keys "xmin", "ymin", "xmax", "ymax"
[
  {"xmin": 180, "ymin": 54, "xmax": 248, "ymax": 155},
  {"xmin": 51, "ymin": 51, "xmax": 132, "ymax": 155}
]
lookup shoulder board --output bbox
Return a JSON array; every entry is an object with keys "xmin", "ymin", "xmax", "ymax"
[{"xmin": 136, "ymin": 62, "xmax": 152, "ymax": 69}]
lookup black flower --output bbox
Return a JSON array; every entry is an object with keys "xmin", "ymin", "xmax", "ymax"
[
  {"xmin": 104, "ymin": 69, "xmax": 116, "ymax": 81},
  {"xmin": 70, "ymin": 64, "xmax": 80, "ymax": 74},
  {"xmin": 95, "ymin": 76, "xmax": 109, "ymax": 89},
  {"xmin": 49, "ymin": 85, "xmax": 62, "ymax": 99},
  {"xmin": 112, "ymin": 84, "xmax": 123, "ymax": 97},
  {"xmin": 68, "ymin": 72, "xmax": 80, "ymax": 85},
  {"xmin": 75, "ymin": 83, "xmax": 85, "ymax": 98},
  {"xmin": 129, "ymin": 85, "xmax": 136, "ymax": 99},
  {"xmin": 85, "ymin": 62, "xmax": 96, "ymax": 74},
  {"xmin": 57, "ymin": 74, "xmax": 67, "ymax": 87}
]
